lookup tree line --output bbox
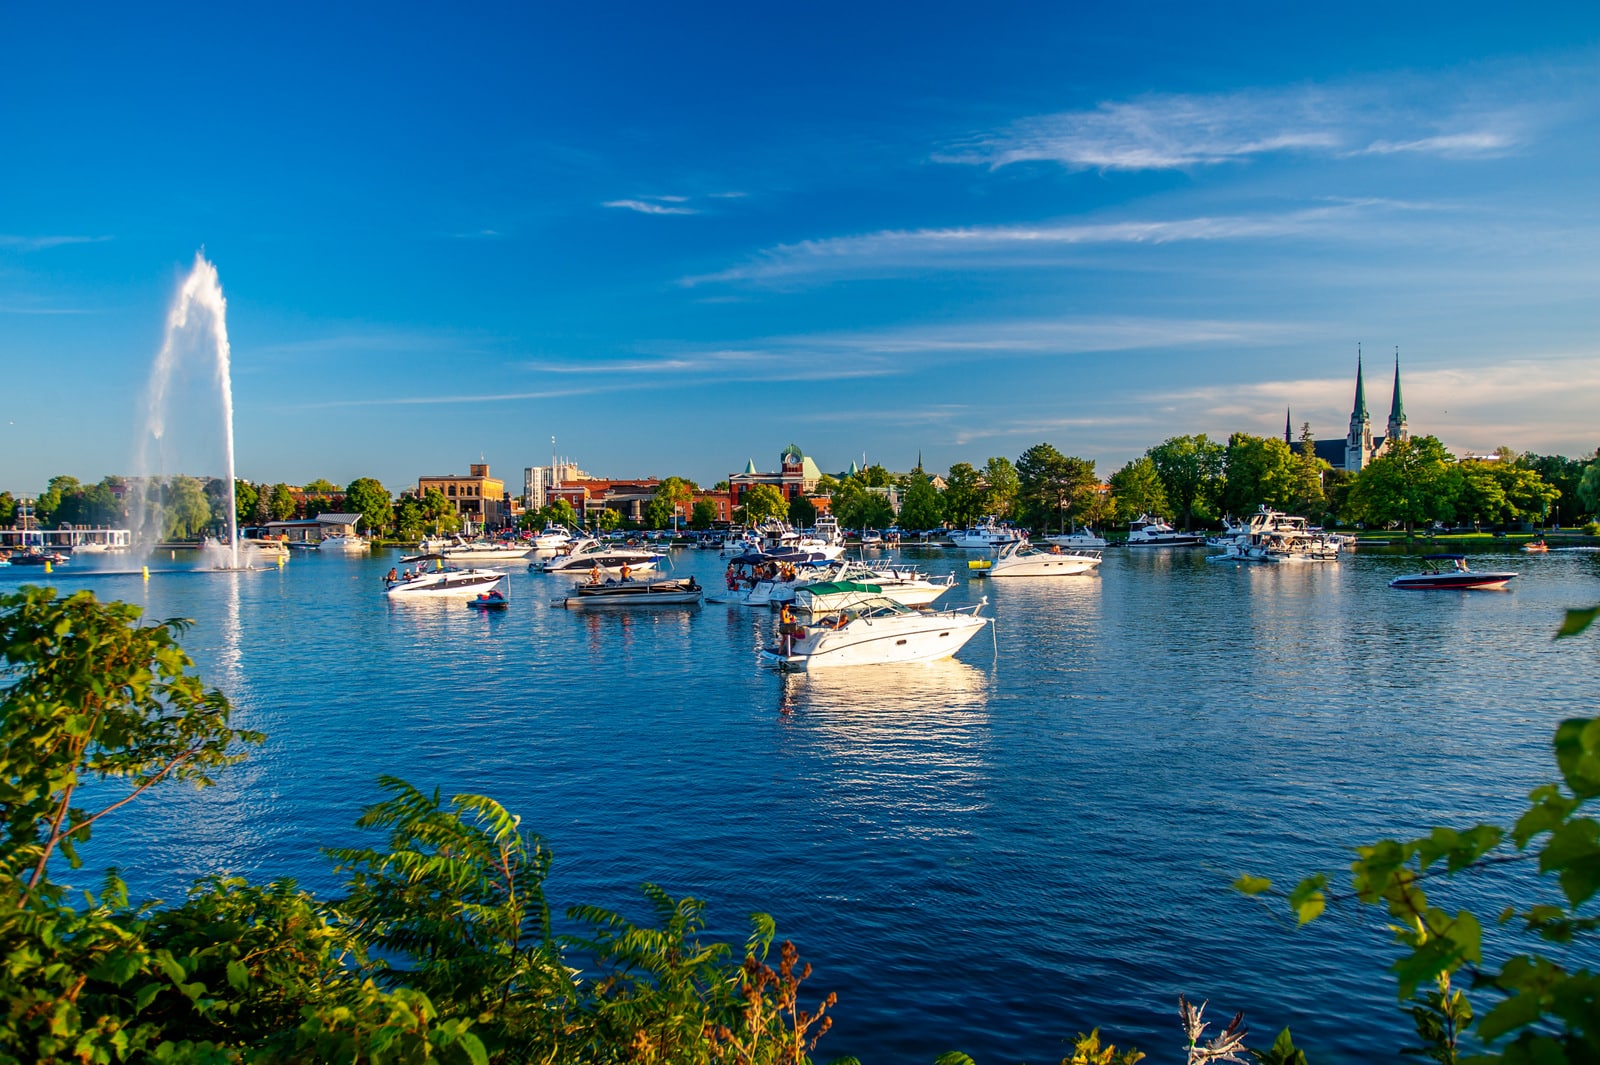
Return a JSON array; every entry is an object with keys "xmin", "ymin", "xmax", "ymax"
[{"xmin": 7, "ymin": 436, "xmax": 1598, "ymax": 543}]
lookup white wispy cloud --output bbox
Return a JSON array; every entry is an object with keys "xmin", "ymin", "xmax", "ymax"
[
  {"xmin": 936, "ymin": 78, "xmax": 1530, "ymax": 172},
  {"xmin": 603, "ymin": 198, "xmax": 699, "ymax": 216},
  {"xmin": 0, "ymin": 234, "xmax": 113, "ymax": 251},
  {"xmin": 684, "ymin": 201, "xmax": 1406, "ymax": 286}
]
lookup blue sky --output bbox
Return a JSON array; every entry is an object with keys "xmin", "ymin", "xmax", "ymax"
[{"xmin": 3, "ymin": 4, "xmax": 1598, "ymax": 496}]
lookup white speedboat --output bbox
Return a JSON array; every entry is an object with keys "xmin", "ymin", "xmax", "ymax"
[
  {"xmin": 441, "ymin": 537, "xmax": 533, "ymax": 562},
  {"xmin": 985, "ymin": 540, "xmax": 1102, "ymax": 577},
  {"xmin": 948, "ymin": 518, "xmax": 1027, "ymax": 549},
  {"xmin": 1044, "ymin": 529, "xmax": 1108, "ymax": 550},
  {"xmin": 530, "ymin": 523, "xmax": 576, "ymax": 550},
  {"xmin": 319, "ymin": 535, "xmax": 369, "ymax": 553},
  {"xmin": 539, "ymin": 537, "xmax": 665, "ymax": 576},
  {"xmin": 385, "ymin": 568, "xmax": 509, "ymax": 600},
  {"xmin": 1389, "ymin": 554, "xmax": 1517, "ymax": 590},
  {"xmin": 1124, "ymin": 515, "xmax": 1206, "ymax": 547},
  {"xmin": 760, "ymin": 596, "xmax": 991, "ymax": 670}
]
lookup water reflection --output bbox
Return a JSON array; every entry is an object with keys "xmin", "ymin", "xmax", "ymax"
[{"xmin": 778, "ymin": 658, "xmax": 991, "ymax": 720}]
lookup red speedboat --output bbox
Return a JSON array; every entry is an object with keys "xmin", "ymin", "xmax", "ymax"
[{"xmin": 1389, "ymin": 554, "xmax": 1517, "ymax": 590}]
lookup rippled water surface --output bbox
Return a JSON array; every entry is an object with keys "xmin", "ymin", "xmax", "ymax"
[{"xmin": 13, "ymin": 543, "xmax": 1600, "ymax": 1063}]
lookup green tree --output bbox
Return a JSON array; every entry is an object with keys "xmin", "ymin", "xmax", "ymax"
[
  {"xmin": 942, "ymin": 463, "xmax": 984, "ymax": 528},
  {"xmin": 1221, "ymin": 433, "xmax": 1299, "ymax": 518},
  {"xmin": 859, "ymin": 464, "xmax": 893, "ymax": 488},
  {"xmin": 690, "ymin": 499, "xmax": 718, "ymax": 530},
  {"xmin": 346, "ymin": 477, "xmax": 394, "ymax": 536},
  {"xmin": 982, "ymin": 456, "xmax": 1019, "ymax": 519},
  {"xmin": 33, "ymin": 475, "xmax": 81, "ymax": 525},
  {"xmin": 536, "ymin": 498, "xmax": 580, "ymax": 531},
  {"xmin": 422, "ymin": 487, "xmax": 462, "ymax": 535},
  {"xmin": 0, "ymin": 491, "xmax": 15, "ymax": 526},
  {"xmin": 394, "ymin": 496, "xmax": 428, "ymax": 540},
  {"xmin": 1147, "ymin": 435, "xmax": 1226, "ymax": 529},
  {"xmin": 1345, "ymin": 435, "xmax": 1461, "ymax": 536},
  {"xmin": 646, "ymin": 477, "xmax": 696, "ymax": 530},
  {"xmin": 1107, "ymin": 456, "xmax": 1170, "ymax": 524},
  {"xmin": 740, "ymin": 484, "xmax": 789, "ymax": 525},
  {"xmin": 897, "ymin": 473, "xmax": 943, "ymax": 531},
  {"xmin": 1016, "ymin": 444, "xmax": 1098, "ymax": 533},
  {"xmin": 304, "ymin": 478, "xmax": 339, "ymax": 495},
  {"xmin": 160, "ymin": 475, "xmax": 215, "ymax": 540},
  {"xmin": 1294, "ymin": 423, "xmax": 1328, "ymax": 519},
  {"xmin": 594, "ymin": 507, "xmax": 622, "ymax": 532},
  {"xmin": 1579, "ymin": 463, "xmax": 1600, "ymax": 518},
  {"xmin": 267, "ymin": 482, "xmax": 297, "ymax": 522},
  {"xmin": 233, "ymin": 480, "xmax": 259, "ymax": 529},
  {"xmin": 787, "ymin": 494, "xmax": 817, "ymax": 527}
]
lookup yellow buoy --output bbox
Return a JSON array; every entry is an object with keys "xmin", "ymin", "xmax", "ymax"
[
  {"xmin": 44, "ymin": 560, "xmax": 52, "ymax": 574},
  {"xmin": 968, "ymin": 558, "xmax": 992, "ymax": 570},
  {"xmin": 142, "ymin": 566, "xmax": 150, "ymax": 581}
]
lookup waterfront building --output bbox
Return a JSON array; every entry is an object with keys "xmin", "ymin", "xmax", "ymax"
[
  {"xmin": 417, "ymin": 463, "xmax": 507, "ymax": 529},
  {"xmin": 261, "ymin": 512, "xmax": 363, "ymax": 543},
  {"xmin": 524, "ymin": 459, "xmax": 586, "ymax": 513},
  {"xmin": 729, "ymin": 444, "xmax": 824, "ymax": 509}
]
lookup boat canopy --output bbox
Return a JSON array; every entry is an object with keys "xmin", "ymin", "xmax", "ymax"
[
  {"xmin": 802, "ymin": 580, "xmax": 882, "ymax": 596},
  {"xmin": 728, "ymin": 551, "xmax": 832, "ymax": 566},
  {"xmin": 1423, "ymin": 553, "xmax": 1468, "ymax": 561}
]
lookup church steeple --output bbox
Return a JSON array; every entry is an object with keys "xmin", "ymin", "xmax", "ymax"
[
  {"xmin": 1285, "ymin": 408, "xmax": 1292, "ymax": 445},
  {"xmin": 1345, "ymin": 346, "xmax": 1374, "ymax": 472},
  {"xmin": 1386, "ymin": 348, "xmax": 1408, "ymax": 445}
]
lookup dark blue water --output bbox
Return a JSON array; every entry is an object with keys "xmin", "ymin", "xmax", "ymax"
[{"xmin": 11, "ymin": 543, "xmax": 1599, "ymax": 1063}]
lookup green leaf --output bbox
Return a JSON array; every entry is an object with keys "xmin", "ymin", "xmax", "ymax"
[
  {"xmin": 1556, "ymin": 606, "xmax": 1599, "ymax": 638},
  {"xmin": 1288, "ymin": 874, "xmax": 1327, "ymax": 925},
  {"xmin": 1476, "ymin": 990, "xmax": 1544, "ymax": 1042},
  {"xmin": 1233, "ymin": 874, "xmax": 1272, "ymax": 896},
  {"xmin": 457, "ymin": 1032, "xmax": 489, "ymax": 1065},
  {"xmin": 934, "ymin": 1054, "xmax": 977, "ymax": 1065},
  {"xmin": 225, "ymin": 960, "xmax": 248, "ymax": 991},
  {"xmin": 1553, "ymin": 718, "xmax": 1600, "ymax": 799}
]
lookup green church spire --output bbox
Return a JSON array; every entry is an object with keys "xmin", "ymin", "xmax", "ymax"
[
  {"xmin": 1352, "ymin": 347, "xmax": 1368, "ymax": 420},
  {"xmin": 1386, "ymin": 347, "xmax": 1408, "ymax": 444}
]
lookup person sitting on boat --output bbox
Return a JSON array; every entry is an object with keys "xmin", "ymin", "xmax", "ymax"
[
  {"xmin": 1455, "ymin": 558, "xmax": 1469, "ymax": 572},
  {"xmin": 588, "ymin": 564, "xmax": 602, "ymax": 585},
  {"xmin": 385, "ymin": 567, "xmax": 398, "ymax": 583},
  {"xmin": 1049, "ymin": 544, "xmax": 1062, "ymax": 554}
]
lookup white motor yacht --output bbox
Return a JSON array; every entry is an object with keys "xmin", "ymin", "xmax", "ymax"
[
  {"xmin": 709, "ymin": 551, "xmax": 841, "ymax": 605},
  {"xmin": 1043, "ymin": 529, "xmax": 1109, "ymax": 550},
  {"xmin": 385, "ymin": 568, "xmax": 509, "ymax": 600},
  {"xmin": 319, "ymin": 535, "xmax": 369, "ymax": 553},
  {"xmin": 985, "ymin": 540, "xmax": 1102, "ymax": 577},
  {"xmin": 539, "ymin": 537, "xmax": 665, "ymax": 576},
  {"xmin": 1124, "ymin": 515, "xmax": 1206, "ymax": 547},
  {"xmin": 948, "ymin": 518, "xmax": 1027, "ymax": 549},
  {"xmin": 441, "ymin": 537, "xmax": 534, "ymax": 562},
  {"xmin": 1207, "ymin": 508, "xmax": 1342, "ymax": 564},
  {"xmin": 760, "ymin": 596, "xmax": 991, "ymax": 670},
  {"xmin": 530, "ymin": 523, "xmax": 575, "ymax": 550}
]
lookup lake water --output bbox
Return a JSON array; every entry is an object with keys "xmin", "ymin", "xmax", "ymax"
[{"xmin": 9, "ymin": 541, "xmax": 1599, "ymax": 1063}]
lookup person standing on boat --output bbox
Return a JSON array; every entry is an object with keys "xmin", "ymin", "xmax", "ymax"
[{"xmin": 620, "ymin": 562, "xmax": 633, "ymax": 582}]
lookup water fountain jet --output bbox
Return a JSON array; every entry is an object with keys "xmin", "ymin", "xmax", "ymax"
[{"xmin": 136, "ymin": 253, "xmax": 243, "ymax": 570}]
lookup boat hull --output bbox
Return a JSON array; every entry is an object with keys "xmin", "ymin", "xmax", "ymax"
[
  {"xmin": 386, "ymin": 570, "xmax": 509, "ymax": 600},
  {"xmin": 760, "ymin": 613, "xmax": 989, "ymax": 670},
  {"xmin": 556, "ymin": 578, "xmax": 702, "ymax": 608},
  {"xmin": 1389, "ymin": 573, "xmax": 1517, "ymax": 590}
]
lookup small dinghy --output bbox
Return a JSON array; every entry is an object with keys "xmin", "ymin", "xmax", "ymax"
[{"xmin": 468, "ymin": 589, "xmax": 509, "ymax": 610}]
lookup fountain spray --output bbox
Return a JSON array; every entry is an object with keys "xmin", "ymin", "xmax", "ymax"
[{"xmin": 142, "ymin": 253, "xmax": 239, "ymax": 569}]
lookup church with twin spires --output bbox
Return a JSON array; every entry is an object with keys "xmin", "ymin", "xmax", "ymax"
[{"xmin": 1299, "ymin": 349, "xmax": 1409, "ymax": 473}]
